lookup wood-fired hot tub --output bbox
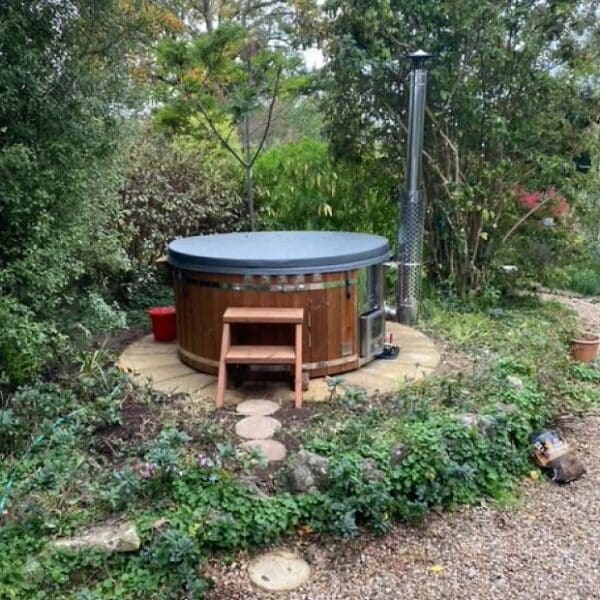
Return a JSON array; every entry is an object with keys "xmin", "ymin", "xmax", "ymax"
[{"xmin": 167, "ymin": 231, "xmax": 390, "ymax": 378}]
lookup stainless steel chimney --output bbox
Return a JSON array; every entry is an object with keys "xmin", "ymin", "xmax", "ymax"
[{"xmin": 396, "ymin": 50, "xmax": 432, "ymax": 325}]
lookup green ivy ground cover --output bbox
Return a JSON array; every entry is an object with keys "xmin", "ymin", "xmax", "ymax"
[{"xmin": 0, "ymin": 296, "xmax": 598, "ymax": 599}]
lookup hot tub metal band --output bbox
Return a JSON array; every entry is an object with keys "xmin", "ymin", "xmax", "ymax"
[{"xmin": 175, "ymin": 273, "xmax": 358, "ymax": 293}]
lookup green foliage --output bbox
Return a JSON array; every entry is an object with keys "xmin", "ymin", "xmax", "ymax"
[
  {"xmin": 421, "ymin": 294, "xmax": 577, "ymax": 374},
  {"xmin": 3, "ymin": 293, "xmax": 600, "ymax": 598},
  {"xmin": 0, "ymin": 1, "xmax": 170, "ymax": 386},
  {"xmin": 565, "ymin": 260, "xmax": 600, "ymax": 296},
  {"xmin": 323, "ymin": 0, "xmax": 600, "ymax": 295},
  {"xmin": 118, "ymin": 126, "xmax": 244, "ymax": 270},
  {"xmin": 154, "ymin": 15, "xmax": 315, "ymax": 228},
  {"xmin": 140, "ymin": 528, "xmax": 208, "ymax": 599},
  {"xmin": 0, "ymin": 297, "xmax": 61, "ymax": 386},
  {"xmin": 570, "ymin": 361, "xmax": 600, "ymax": 383},
  {"xmin": 306, "ymin": 368, "xmax": 553, "ymax": 523},
  {"xmin": 255, "ymin": 139, "xmax": 396, "ymax": 238}
]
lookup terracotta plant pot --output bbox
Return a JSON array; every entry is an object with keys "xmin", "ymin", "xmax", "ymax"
[{"xmin": 570, "ymin": 333, "xmax": 600, "ymax": 363}]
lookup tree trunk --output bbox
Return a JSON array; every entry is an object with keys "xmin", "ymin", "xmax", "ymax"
[{"xmin": 245, "ymin": 163, "xmax": 255, "ymax": 231}]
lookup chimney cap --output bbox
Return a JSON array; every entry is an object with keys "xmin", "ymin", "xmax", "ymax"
[{"xmin": 407, "ymin": 49, "xmax": 433, "ymax": 65}]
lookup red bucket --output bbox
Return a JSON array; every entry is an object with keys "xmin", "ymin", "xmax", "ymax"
[{"xmin": 148, "ymin": 306, "xmax": 176, "ymax": 342}]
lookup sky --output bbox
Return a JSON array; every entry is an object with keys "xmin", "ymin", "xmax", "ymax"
[{"xmin": 302, "ymin": 46, "xmax": 325, "ymax": 70}]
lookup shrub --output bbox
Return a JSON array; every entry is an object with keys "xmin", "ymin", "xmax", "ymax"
[
  {"xmin": 0, "ymin": 297, "xmax": 60, "ymax": 386},
  {"xmin": 118, "ymin": 127, "xmax": 244, "ymax": 270},
  {"xmin": 254, "ymin": 139, "xmax": 396, "ymax": 240},
  {"xmin": 566, "ymin": 262, "xmax": 600, "ymax": 296}
]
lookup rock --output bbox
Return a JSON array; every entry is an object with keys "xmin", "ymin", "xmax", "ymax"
[
  {"xmin": 235, "ymin": 416, "xmax": 281, "ymax": 440},
  {"xmin": 506, "ymin": 375, "xmax": 524, "ymax": 390},
  {"xmin": 361, "ymin": 458, "xmax": 385, "ymax": 482},
  {"xmin": 459, "ymin": 413, "xmax": 497, "ymax": 438},
  {"xmin": 389, "ymin": 444, "xmax": 411, "ymax": 467},
  {"xmin": 248, "ymin": 550, "xmax": 311, "ymax": 592},
  {"xmin": 236, "ymin": 399, "xmax": 280, "ymax": 416},
  {"xmin": 239, "ymin": 476, "xmax": 270, "ymax": 499},
  {"xmin": 548, "ymin": 454, "xmax": 586, "ymax": 484},
  {"xmin": 286, "ymin": 464, "xmax": 315, "ymax": 493},
  {"xmin": 240, "ymin": 439, "xmax": 287, "ymax": 462},
  {"xmin": 52, "ymin": 521, "xmax": 140, "ymax": 554},
  {"xmin": 285, "ymin": 450, "xmax": 330, "ymax": 493}
]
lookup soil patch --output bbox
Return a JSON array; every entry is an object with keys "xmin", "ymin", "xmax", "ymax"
[
  {"xmin": 94, "ymin": 398, "xmax": 163, "ymax": 456},
  {"xmin": 98, "ymin": 325, "xmax": 149, "ymax": 357}
]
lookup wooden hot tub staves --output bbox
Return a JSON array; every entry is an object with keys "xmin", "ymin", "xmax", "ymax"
[
  {"xmin": 173, "ymin": 270, "xmax": 359, "ymax": 378},
  {"xmin": 167, "ymin": 231, "xmax": 390, "ymax": 381}
]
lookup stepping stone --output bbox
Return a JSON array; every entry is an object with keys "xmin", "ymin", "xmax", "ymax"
[
  {"xmin": 239, "ymin": 439, "xmax": 287, "ymax": 462},
  {"xmin": 248, "ymin": 550, "xmax": 311, "ymax": 592},
  {"xmin": 235, "ymin": 416, "xmax": 281, "ymax": 440},
  {"xmin": 236, "ymin": 399, "xmax": 280, "ymax": 416}
]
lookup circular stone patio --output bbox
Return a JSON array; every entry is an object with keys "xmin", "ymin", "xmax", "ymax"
[{"xmin": 118, "ymin": 321, "xmax": 440, "ymax": 406}]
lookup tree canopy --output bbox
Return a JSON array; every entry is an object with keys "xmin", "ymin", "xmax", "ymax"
[
  {"xmin": 153, "ymin": 0, "xmax": 319, "ymax": 229},
  {"xmin": 323, "ymin": 0, "xmax": 600, "ymax": 293}
]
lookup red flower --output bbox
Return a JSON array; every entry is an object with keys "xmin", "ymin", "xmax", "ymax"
[{"xmin": 515, "ymin": 186, "xmax": 569, "ymax": 217}]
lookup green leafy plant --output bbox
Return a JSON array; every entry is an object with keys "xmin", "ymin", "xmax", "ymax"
[
  {"xmin": 254, "ymin": 139, "xmax": 396, "ymax": 240},
  {"xmin": 570, "ymin": 361, "xmax": 600, "ymax": 383},
  {"xmin": 141, "ymin": 528, "xmax": 208, "ymax": 599}
]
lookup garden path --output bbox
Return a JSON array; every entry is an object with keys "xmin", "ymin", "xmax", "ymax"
[{"xmin": 540, "ymin": 291, "xmax": 600, "ymax": 333}]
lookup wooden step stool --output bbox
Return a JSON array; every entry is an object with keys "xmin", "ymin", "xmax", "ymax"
[{"xmin": 215, "ymin": 307, "xmax": 304, "ymax": 409}]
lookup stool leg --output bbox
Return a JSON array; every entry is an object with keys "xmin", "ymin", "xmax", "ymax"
[
  {"xmin": 294, "ymin": 322, "xmax": 303, "ymax": 409},
  {"xmin": 216, "ymin": 323, "xmax": 230, "ymax": 408}
]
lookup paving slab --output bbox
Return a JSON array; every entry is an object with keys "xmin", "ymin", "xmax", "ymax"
[
  {"xmin": 239, "ymin": 439, "xmax": 287, "ymax": 462},
  {"xmin": 235, "ymin": 416, "xmax": 281, "ymax": 440},
  {"xmin": 139, "ymin": 372, "xmax": 215, "ymax": 395},
  {"xmin": 136, "ymin": 363, "xmax": 197, "ymax": 383},
  {"xmin": 118, "ymin": 321, "xmax": 440, "ymax": 405},
  {"xmin": 118, "ymin": 353, "xmax": 181, "ymax": 373},
  {"xmin": 122, "ymin": 335, "xmax": 178, "ymax": 354},
  {"xmin": 248, "ymin": 550, "xmax": 311, "ymax": 592},
  {"xmin": 236, "ymin": 399, "xmax": 280, "ymax": 416},
  {"xmin": 395, "ymin": 351, "xmax": 441, "ymax": 369}
]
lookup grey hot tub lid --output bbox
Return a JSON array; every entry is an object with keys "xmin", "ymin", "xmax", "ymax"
[{"xmin": 167, "ymin": 231, "xmax": 391, "ymax": 275}]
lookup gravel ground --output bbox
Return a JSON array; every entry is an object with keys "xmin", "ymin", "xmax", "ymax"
[
  {"xmin": 207, "ymin": 417, "xmax": 599, "ymax": 599},
  {"xmin": 205, "ymin": 294, "xmax": 600, "ymax": 599},
  {"xmin": 540, "ymin": 292, "xmax": 600, "ymax": 333}
]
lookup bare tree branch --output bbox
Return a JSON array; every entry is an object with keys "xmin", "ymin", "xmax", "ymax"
[
  {"xmin": 195, "ymin": 102, "xmax": 248, "ymax": 167},
  {"xmin": 501, "ymin": 194, "xmax": 554, "ymax": 245},
  {"xmin": 426, "ymin": 107, "xmax": 463, "ymax": 183},
  {"xmin": 249, "ymin": 64, "xmax": 282, "ymax": 167}
]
